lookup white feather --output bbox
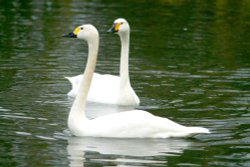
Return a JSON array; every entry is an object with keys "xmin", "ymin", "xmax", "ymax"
[
  {"xmin": 65, "ymin": 22, "xmax": 210, "ymax": 138},
  {"xmin": 66, "ymin": 18, "xmax": 139, "ymax": 106}
]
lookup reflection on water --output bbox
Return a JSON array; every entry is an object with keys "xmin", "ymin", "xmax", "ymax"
[
  {"xmin": 0, "ymin": 0, "xmax": 250, "ymax": 167},
  {"xmin": 67, "ymin": 137, "xmax": 193, "ymax": 167}
]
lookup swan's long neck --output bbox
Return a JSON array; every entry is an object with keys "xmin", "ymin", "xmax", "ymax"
[
  {"xmin": 119, "ymin": 31, "xmax": 131, "ymax": 89},
  {"xmin": 69, "ymin": 38, "xmax": 99, "ymax": 121}
]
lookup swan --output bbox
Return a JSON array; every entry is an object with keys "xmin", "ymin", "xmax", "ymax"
[
  {"xmin": 65, "ymin": 18, "xmax": 139, "ymax": 106},
  {"xmin": 63, "ymin": 24, "xmax": 210, "ymax": 138}
]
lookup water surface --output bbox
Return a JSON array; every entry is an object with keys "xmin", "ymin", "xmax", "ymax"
[{"xmin": 0, "ymin": 0, "xmax": 250, "ymax": 166}]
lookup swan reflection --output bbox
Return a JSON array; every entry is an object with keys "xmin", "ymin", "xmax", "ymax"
[{"xmin": 67, "ymin": 137, "xmax": 192, "ymax": 166}]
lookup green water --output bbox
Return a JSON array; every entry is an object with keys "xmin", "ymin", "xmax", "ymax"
[{"xmin": 0, "ymin": 0, "xmax": 250, "ymax": 166}]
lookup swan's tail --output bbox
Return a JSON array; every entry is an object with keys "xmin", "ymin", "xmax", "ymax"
[
  {"xmin": 181, "ymin": 127, "xmax": 210, "ymax": 138},
  {"xmin": 65, "ymin": 77, "xmax": 75, "ymax": 96},
  {"xmin": 188, "ymin": 127, "xmax": 210, "ymax": 134},
  {"xmin": 65, "ymin": 76, "xmax": 73, "ymax": 84},
  {"xmin": 157, "ymin": 126, "xmax": 210, "ymax": 138},
  {"xmin": 65, "ymin": 75, "xmax": 82, "ymax": 97},
  {"xmin": 65, "ymin": 75, "xmax": 83, "ymax": 86}
]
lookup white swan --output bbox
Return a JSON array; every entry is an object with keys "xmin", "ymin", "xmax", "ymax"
[
  {"xmin": 63, "ymin": 24, "xmax": 210, "ymax": 138},
  {"xmin": 66, "ymin": 18, "xmax": 139, "ymax": 106}
]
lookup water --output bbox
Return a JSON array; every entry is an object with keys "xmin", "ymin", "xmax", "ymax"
[{"xmin": 0, "ymin": 0, "xmax": 250, "ymax": 166}]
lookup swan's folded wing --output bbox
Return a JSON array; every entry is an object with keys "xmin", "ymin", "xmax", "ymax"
[
  {"xmin": 88, "ymin": 73, "xmax": 120, "ymax": 104},
  {"xmin": 84, "ymin": 110, "xmax": 209, "ymax": 138}
]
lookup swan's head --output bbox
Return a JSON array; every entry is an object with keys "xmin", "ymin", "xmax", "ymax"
[
  {"xmin": 63, "ymin": 24, "xmax": 99, "ymax": 42},
  {"xmin": 108, "ymin": 18, "xmax": 130, "ymax": 34}
]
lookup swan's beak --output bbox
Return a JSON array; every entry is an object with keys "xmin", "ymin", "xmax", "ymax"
[
  {"xmin": 63, "ymin": 32, "xmax": 77, "ymax": 38},
  {"xmin": 107, "ymin": 23, "xmax": 120, "ymax": 33},
  {"xmin": 63, "ymin": 27, "xmax": 81, "ymax": 38}
]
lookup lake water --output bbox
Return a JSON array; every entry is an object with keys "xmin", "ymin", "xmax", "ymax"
[{"xmin": 0, "ymin": 0, "xmax": 250, "ymax": 166}]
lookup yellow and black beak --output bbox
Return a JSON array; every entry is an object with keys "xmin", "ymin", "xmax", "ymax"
[
  {"xmin": 63, "ymin": 32, "xmax": 77, "ymax": 38},
  {"xmin": 107, "ymin": 22, "xmax": 121, "ymax": 33},
  {"xmin": 63, "ymin": 27, "xmax": 81, "ymax": 38}
]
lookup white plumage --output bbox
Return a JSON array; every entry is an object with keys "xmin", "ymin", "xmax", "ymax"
[
  {"xmin": 66, "ymin": 18, "xmax": 139, "ymax": 106},
  {"xmin": 66, "ymin": 74, "xmax": 119, "ymax": 104},
  {"xmin": 71, "ymin": 110, "xmax": 210, "ymax": 138},
  {"xmin": 63, "ymin": 23, "xmax": 210, "ymax": 138}
]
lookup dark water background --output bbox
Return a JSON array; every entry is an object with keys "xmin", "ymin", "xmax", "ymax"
[{"xmin": 0, "ymin": 0, "xmax": 250, "ymax": 166}]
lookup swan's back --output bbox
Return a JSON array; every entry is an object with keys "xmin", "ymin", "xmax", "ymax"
[
  {"xmin": 66, "ymin": 73, "xmax": 120, "ymax": 103},
  {"xmin": 81, "ymin": 110, "xmax": 210, "ymax": 138},
  {"xmin": 66, "ymin": 73, "xmax": 139, "ymax": 105},
  {"xmin": 88, "ymin": 73, "xmax": 120, "ymax": 103}
]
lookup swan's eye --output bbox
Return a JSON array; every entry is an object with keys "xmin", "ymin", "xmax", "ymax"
[
  {"xmin": 80, "ymin": 27, "xmax": 84, "ymax": 30},
  {"xmin": 121, "ymin": 22, "xmax": 123, "ymax": 25}
]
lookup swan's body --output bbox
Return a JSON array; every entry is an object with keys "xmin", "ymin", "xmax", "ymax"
[
  {"xmin": 66, "ymin": 73, "xmax": 120, "ymax": 104},
  {"xmin": 64, "ymin": 23, "xmax": 210, "ymax": 138},
  {"xmin": 70, "ymin": 110, "xmax": 209, "ymax": 138},
  {"xmin": 66, "ymin": 18, "xmax": 139, "ymax": 106}
]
